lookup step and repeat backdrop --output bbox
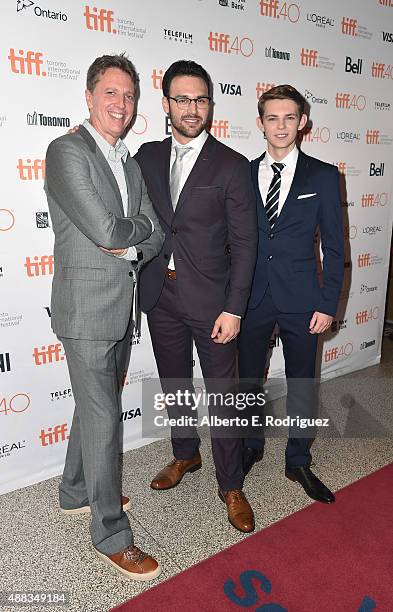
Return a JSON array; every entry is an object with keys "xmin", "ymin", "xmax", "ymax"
[{"xmin": 1, "ymin": 0, "xmax": 393, "ymax": 494}]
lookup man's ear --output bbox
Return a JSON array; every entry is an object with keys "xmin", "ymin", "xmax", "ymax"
[
  {"xmin": 85, "ymin": 89, "xmax": 92, "ymax": 110},
  {"xmin": 162, "ymin": 96, "xmax": 169, "ymax": 115},
  {"xmin": 256, "ymin": 116, "xmax": 265, "ymax": 134},
  {"xmin": 298, "ymin": 113, "xmax": 308, "ymax": 132}
]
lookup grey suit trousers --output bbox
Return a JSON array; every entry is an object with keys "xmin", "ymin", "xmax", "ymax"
[{"xmin": 59, "ymin": 317, "xmax": 133, "ymax": 555}]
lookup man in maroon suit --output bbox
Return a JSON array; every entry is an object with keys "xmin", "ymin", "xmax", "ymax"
[{"xmin": 135, "ymin": 60, "xmax": 257, "ymax": 532}]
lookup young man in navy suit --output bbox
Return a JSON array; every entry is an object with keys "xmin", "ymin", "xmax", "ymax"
[{"xmin": 238, "ymin": 85, "xmax": 344, "ymax": 503}]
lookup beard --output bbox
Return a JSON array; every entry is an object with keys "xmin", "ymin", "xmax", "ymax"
[{"xmin": 168, "ymin": 110, "xmax": 208, "ymax": 140}]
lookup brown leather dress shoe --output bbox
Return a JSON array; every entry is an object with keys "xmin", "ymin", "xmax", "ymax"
[
  {"xmin": 61, "ymin": 495, "xmax": 131, "ymax": 515},
  {"xmin": 218, "ymin": 489, "xmax": 255, "ymax": 533},
  {"xmin": 150, "ymin": 452, "xmax": 202, "ymax": 490},
  {"xmin": 95, "ymin": 545, "xmax": 161, "ymax": 581}
]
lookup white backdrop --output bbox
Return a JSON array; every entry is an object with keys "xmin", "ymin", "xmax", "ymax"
[{"xmin": 1, "ymin": 0, "xmax": 393, "ymax": 494}]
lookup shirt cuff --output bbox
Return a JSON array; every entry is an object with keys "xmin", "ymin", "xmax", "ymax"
[
  {"xmin": 118, "ymin": 246, "xmax": 137, "ymax": 261},
  {"xmin": 223, "ymin": 311, "xmax": 241, "ymax": 319}
]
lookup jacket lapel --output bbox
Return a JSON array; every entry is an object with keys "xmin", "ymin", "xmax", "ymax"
[
  {"xmin": 251, "ymin": 152, "xmax": 270, "ymax": 231},
  {"xmin": 174, "ymin": 134, "xmax": 215, "ymax": 216},
  {"xmin": 274, "ymin": 149, "xmax": 309, "ymax": 229},
  {"xmin": 78, "ymin": 125, "xmax": 124, "ymax": 216}
]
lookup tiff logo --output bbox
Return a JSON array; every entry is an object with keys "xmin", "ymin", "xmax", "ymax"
[
  {"xmin": 260, "ymin": 0, "xmax": 278, "ymax": 17},
  {"xmin": 361, "ymin": 194, "xmax": 375, "ymax": 207},
  {"xmin": 300, "ymin": 48, "xmax": 318, "ymax": 67},
  {"xmin": 8, "ymin": 49, "xmax": 46, "ymax": 76},
  {"xmin": 361, "ymin": 193, "xmax": 388, "ymax": 207},
  {"xmin": 209, "ymin": 120, "xmax": 229, "ymax": 138},
  {"xmin": 371, "ymin": 62, "xmax": 385, "ymax": 78},
  {"xmin": 151, "ymin": 68, "xmax": 163, "ymax": 90},
  {"xmin": 33, "ymin": 343, "xmax": 65, "ymax": 365},
  {"xmin": 208, "ymin": 32, "xmax": 230, "ymax": 53},
  {"xmin": 358, "ymin": 253, "xmax": 371, "ymax": 268},
  {"xmin": 256, "ymin": 82, "xmax": 275, "ymax": 98},
  {"xmin": 24, "ymin": 255, "xmax": 54, "ymax": 277},
  {"xmin": 336, "ymin": 93, "xmax": 350, "ymax": 108},
  {"xmin": 0, "ymin": 353, "xmax": 11, "ymax": 373},
  {"xmin": 17, "ymin": 159, "xmax": 45, "ymax": 180},
  {"xmin": 84, "ymin": 5, "xmax": 116, "ymax": 33},
  {"xmin": 341, "ymin": 17, "xmax": 357, "ymax": 36},
  {"xmin": 324, "ymin": 347, "xmax": 339, "ymax": 362},
  {"xmin": 365, "ymin": 130, "xmax": 380, "ymax": 144},
  {"xmin": 39, "ymin": 423, "xmax": 68, "ymax": 446}
]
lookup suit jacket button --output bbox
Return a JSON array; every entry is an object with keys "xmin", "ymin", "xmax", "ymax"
[
  {"xmin": 172, "ymin": 229, "xmax": 177, "ymax": 235},
  {"xmin": 267, "ymin": 255, "xmax": 273, "ymax": 261},
  {"xmin": 163, "ymin": 254, "xmax": 169, "ymax": 260},
  {"xmin": 129, "ymin": 271, "xmax": 133, "ymax": 277},
  {"xmin": 269, "ymin": 233, "xmax": 274, "ymax": 239}
]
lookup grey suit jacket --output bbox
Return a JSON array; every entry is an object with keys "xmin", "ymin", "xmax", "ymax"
[{"xmin": 45, "ymin": 125, "xmax": 164, "ymax": 340}]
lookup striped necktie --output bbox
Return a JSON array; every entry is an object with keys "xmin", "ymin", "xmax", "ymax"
[{"xmin": 265, "ymin": 162, "xmax": 285, "ymax": 227}]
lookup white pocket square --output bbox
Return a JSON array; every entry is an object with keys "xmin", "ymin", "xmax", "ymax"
[{"xmin": 297, "ymin": 193, "xmax": 317, "ymax": 199}]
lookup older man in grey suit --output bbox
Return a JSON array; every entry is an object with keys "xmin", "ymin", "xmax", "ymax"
[{"xmin": 45, "ymin": 54, "xmax": 164, "ymax": 581}]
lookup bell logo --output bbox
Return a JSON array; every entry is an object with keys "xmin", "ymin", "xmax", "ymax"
[
  {"xmin": 369, "ymin": 162, "xmax": 384, "ymax": 176},
  {"xmin": 17, "ymin": 159, "xmax": 45, "ymax": 180},
  {"xmin": 8, "ymin": 48, "xmax": 46, "ymax": 76},
  {"xmin": 208, "ymin": 33, "xmax": 253, "ymax": 57},
  {"xmin": 256, "ymin": 82, "xmax": 276, "ymax": 99},
  {"xmin": 300, "ymin": 48, "xmax": 318, "ymax": 67},
  {"xmin": 341, "ymin": 17, "xmax": 358, "ymax": 36},
  {"xmin": 0, "ymin": 353, "xmax": 11, "ymax": 373},
  {"xmin": 209, "ymin": 120, "xmax": 229, "ymax": 139},
  {"xmin": 84, "ymin": 5, "xmax": 116, "ymax": 33},
  {"xmin": 39, "ymin": 423, "xmax": 69, "ymax": 446},
  {"xmin": 365, "ymin": 130, "xmax": 380, "ymax": 144},
  {"xmin": 24, "ymin": 255, "xmax": 54, "ymax": 277},
  {"xmin": 345, "ymin": 56, "xmax": 362, "ymax": 74},
  {"xmin": 358, "ymin": 253, "xmax": 371, "ymax": 268},
  {"xmin": 151, "ymin": 68, "xmax": 163, "ymax": 90},
  {"xmin": 33, "ymin": 343, "xmax": 65, "ymax": 365}
]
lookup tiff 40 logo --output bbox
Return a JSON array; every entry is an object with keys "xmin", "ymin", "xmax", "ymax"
[
  {"xmin": 208, "ymin": 32, "xmax": 253, "ymax": 57},
  {"xmin": 259, "ymin": 0, "xmax": 300, "ymax": 23},
  {"xmin": 0, "ymin": 393, "xmax": 30, "ymax": 416}
]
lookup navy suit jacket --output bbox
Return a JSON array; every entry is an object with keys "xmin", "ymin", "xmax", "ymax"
[
  {"xmin": 249, "ymin": 149, "xmax": 344, "ymax": 316},
  {"xmin": 135, "ymin": 134, "xmax": 257, "ymax": 322}
]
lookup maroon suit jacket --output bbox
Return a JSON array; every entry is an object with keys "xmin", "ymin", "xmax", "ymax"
[{"xmin": 134, "ymin": 134, "xmax": 257, "ymax": 322}]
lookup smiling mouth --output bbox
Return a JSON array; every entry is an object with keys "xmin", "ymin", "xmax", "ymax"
[{"xmin": 108, "ymin": 111, "xmax": 125, "ymax": 120}]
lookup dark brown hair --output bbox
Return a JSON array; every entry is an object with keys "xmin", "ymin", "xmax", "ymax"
[{"xmin": 258, "ymin": 84, "xmax": 306, "ymax": 118}]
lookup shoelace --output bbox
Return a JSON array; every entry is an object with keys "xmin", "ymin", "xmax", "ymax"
[
  {"xmin": 227, "ymin": 490, "xmax": 246, "ymax": 504},
  {"xmin": 124, "ymin": 546, "xmax": 147, "ymax": 563}
]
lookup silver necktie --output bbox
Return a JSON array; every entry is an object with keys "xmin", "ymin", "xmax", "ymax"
[{"xmin": 170, "ymin": 146, "xmax": 192, "ymax": 208}]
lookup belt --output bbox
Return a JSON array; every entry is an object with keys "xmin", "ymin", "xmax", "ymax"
[{"xmin": 167, "ymin": 269, "xmax": 177, "ymax": 280}]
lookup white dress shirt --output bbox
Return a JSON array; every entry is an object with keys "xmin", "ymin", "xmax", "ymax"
[{"xmin": 259, "ymin": 145, "xmax": 298, "ymax": 216}]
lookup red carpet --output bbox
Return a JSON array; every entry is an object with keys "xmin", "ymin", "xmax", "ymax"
[{"xmin": 112, "ymin": 464, "xmax": 393, "ymax": 612}]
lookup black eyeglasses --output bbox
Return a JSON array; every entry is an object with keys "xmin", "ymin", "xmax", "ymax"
[{"xmin": 167, "ymin": 96, "xmax": 212, "ymax": 109}]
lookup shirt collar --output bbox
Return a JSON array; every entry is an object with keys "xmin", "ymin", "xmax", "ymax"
[
  {"xmin": 264, "ymin": 145, "xmax": 298, "ymax": 171},
  {"xmin": 171, "ymin": 129, "xmax": 208, "ymax": 154},
  {"xmin": 83, "ymin": 119, "xmax": 129, "ymax": 163}
]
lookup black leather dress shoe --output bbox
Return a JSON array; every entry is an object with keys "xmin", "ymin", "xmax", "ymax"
[
  {"xmin": 285, "ymin": 466, "xmax": 335, "ymax": 503},
  {"xmin": 242, "ymin": 447, "xmax": 264, "ymax": 477}
]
